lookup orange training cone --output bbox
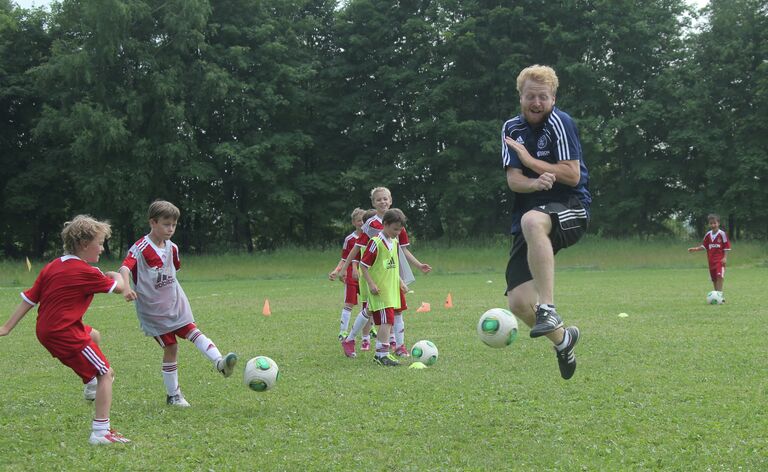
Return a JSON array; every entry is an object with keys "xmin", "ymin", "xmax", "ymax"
[
  {"xmin": 262, "ymin": 299, "xmax": 271, "ymax": 316},
  {"xmin": 416, "ymin": 302, "xmax": 431, "ymax": 313},
  {"xmin": 444, "ymin": 293, "xmax": 453, "ymax": 309}
]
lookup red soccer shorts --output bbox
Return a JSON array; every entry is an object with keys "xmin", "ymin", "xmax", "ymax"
[
  {"xmin": 57, "ymin": 341, "xmax": 110, "ymax": 383},
  {"xmin": 396, "ymin": 288, "xmax": 408, "ymax": 313},
  {"xmin": 344, "ymin": 282, "xmax": 359, "ymax": 305},
  {"xmin": 709, "ymin": 263, "xmax": 725, "ymax": 282},
  {"xmin": 154, "ymin": 323, "xmax": 197, "ymax": 347},
  {"xmin": 371, "ymin": 307, "xmax": 395, "ymax": 326}
]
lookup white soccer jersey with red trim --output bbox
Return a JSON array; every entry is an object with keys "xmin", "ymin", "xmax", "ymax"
[{"xmin": 122, "ymin": 236, "xmax": 194, "ymax": 336}]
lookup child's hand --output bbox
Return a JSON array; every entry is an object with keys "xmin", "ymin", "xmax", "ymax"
[
  {"xmin": 351, "ymin": 271, "xmax": 359, "ymax": 281},
  {"xmin": 419, "ymin": 263, "xmax": 432, "ymax": 274},
  {"xmin": 124, "ymin": 288, "xmax": 138, "ymax": 302},
  {"xmin": 687, "ymin": 247, "xmax": 696, "ymax": 252},
  {"xmin": 369, "ymin": 283, "xmax": 379, "ymax": 295},
  {"xmin": 328, "ymin": 270, "xmax": 338, "ymax": 281}
]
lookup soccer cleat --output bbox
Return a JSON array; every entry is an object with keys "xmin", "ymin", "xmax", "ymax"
[
  {"xmin": 373, "ymin": 354, "xmax": 400, "ymax": 367},
  {"xmin": 166, "ymin": 392, "xmax": 191, "ymax": 407},
  {"xmin": 83, "ymin": 381, "xmax": 97, "ymax": 401},
  {"xmin": 338, "ymin": 330, "xmax": 349, "ymax": 341},
  {"xmin": 216, "ymin": 352, "xmax": 238, "ymax": 378},
  {"xmin": 530, "ymin": 305, "xmax": 564, "ymax": 338},
  {"xmin": 394, "ymin": 345, "xmax": 410, "ymax": 357},
  {"xmin": 369, "ymin": 326, "xmax": 377, "ymax": 338},
  {"xmin": 555, "ymin": 326, "xmax": 580, "ymax": 380},
  {"xmin": 360, "ymin": 339, "xmax": 371, "ymax": 351},
  {"xmin": 341, "ymin": 339, "xmax": 357, "ymax": 358},
  {"xmin": 88, "ymin": 429, "xmax": 131, "ymax": 445}
]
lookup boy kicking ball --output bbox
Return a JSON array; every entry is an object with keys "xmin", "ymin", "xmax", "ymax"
[
  {"xmin": 120, "ymin": 200, "xmax": 237, "ymax": 407},
  {"xmin": 0, "ymin": 216, "xmax": 131, "ymax": 445}
]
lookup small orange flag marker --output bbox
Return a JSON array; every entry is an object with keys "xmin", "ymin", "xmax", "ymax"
[{"xmin": 416, "ymin": 302, "xmax": 431, "ymax": 313}]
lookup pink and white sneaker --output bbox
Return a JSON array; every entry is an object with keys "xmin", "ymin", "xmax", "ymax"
[
  {"xmin": 394, "ymin": 345, "xmax": 410, "ymax": 357},
  {"xmin": 89, "ymin": 429, "xmax": 131, "ymax": 445},
  {"xmin": 341, "ymin": 339, "xmax": 357, "ymax": 358},
  {"xmin": 361, "ymin": 339, "xmax": 371, "ymax": 351}
]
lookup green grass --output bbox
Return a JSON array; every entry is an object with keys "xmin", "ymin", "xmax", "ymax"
[{"xmin": 0, "ymin": 240, "xmax": 767, "ymax": 470}]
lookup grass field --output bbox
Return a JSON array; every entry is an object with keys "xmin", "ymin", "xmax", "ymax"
[{"xmin": 0, "ymin": 239, "xmax": 766, "ymax": 470}]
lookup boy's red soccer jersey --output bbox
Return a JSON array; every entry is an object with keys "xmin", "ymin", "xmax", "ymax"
[
  {"xmin": 357, "ymin": 215, "xmax": 410, "ymax": 249},
  {"xmin": 702, "ymin": 229, "xmax": 731, "ymax": 266},
  {"xmin": 340, "ymin": 231, "xmax": 359, "ymax": 284},
  {"xmin": 22, "ymin": 256, "xmax": 118, "ymax": 357}
]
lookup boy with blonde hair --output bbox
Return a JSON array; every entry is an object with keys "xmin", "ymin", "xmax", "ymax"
[
  {"xmin": 120, "ymin": 200, "xmax": 237, "ymax": 407},
  {"xmin": 0, "ymin": 216, "xmax": 130, "ymax": 445}
]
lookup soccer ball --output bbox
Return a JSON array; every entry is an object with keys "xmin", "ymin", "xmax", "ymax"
[
  {"xmin": 410, "ymin": 340, "xmax": 438, "ymax": 366},
  {"xmin": 477, "ymin": 308, "xmax": 519, "ymax": 348},
  {"xmin": 243, "ymin": 356, "xmax": 279, "ymax": 391},
  {"xmin": 706, "ymin": 291, "xmax": 724, "ymax": 305}
]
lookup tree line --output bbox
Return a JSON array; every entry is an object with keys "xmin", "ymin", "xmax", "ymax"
[{"xmin": 1, "ymin": 0, "xmax": 766, "ymax": 257}]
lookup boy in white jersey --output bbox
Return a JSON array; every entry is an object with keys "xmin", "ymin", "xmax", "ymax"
[{"xmin": 119, "ymin": 200, "xmax": 237, "ymax": 407}]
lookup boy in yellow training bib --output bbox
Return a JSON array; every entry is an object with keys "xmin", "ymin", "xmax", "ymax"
[{"xmin": 359, "ymin": 209, "xmax": 407, "ymax": 366}]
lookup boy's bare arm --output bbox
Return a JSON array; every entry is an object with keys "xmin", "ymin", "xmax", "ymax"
[
  {"xmin": 0, "ymin": 301, "xmax": 35, "ymax": 336},
  {"xmin": 338, "ymin": 246, "xmax": 361, "ymax": 282},
  {"xmin": 118, "ymin": 267, "xmax": 137, "ymax": 301},
  {"xmin": 104, "ymin": 271, "xmax": 125, "ymax": 294},
  {"xmin": 361, "ymin": 266, "xmax": 378, "ymax": 294},
  {"xmin": 402, "ymin": 246, "xmax": 432, "ymax": 273}
]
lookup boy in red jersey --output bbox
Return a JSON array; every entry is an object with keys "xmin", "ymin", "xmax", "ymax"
[
  {"xmin": 688, "ymin": 213, "xmax": 731, "ymax": 300},
  {"xmin": 120, "ymin": 200, "xmax": 237, "ymax": 408},
  {"xmin": 0, "ymin": 215, "xmax": 130, "ymax": 445},
  {"xmin": 328, "ymin": 208, "xmax": 365, "ymax": 340}
]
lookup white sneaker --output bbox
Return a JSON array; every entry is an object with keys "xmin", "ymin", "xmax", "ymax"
[
  {"xmin": 216, "ymin": 352, "xmax": 238, "ymax": 378},
  {"xmin": 83, "ymin": 380, "xmax": 97, "ymax": 401},
  {"xmin": 166, "ymin": 392, "xmax": 191, "ymax": 407},
  {"xmin": 89, "ymin": 429, "xmax": 131, "ymax": 445}
]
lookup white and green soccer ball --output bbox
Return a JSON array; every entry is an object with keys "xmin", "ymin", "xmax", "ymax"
[
  {"xmin": 706, "ymin": 291, "xmax": 724, "ymax": 305},
  {"xmin": 243, "ymin": 356, "xmax": 279, "ymax": 391},
  {"xmin": 410, "ymin": 340, "xmax": 438, "ymax": 366},
  {"xmin": 477, "ymin": 308, "xmax": 519, "ymax": 348}
]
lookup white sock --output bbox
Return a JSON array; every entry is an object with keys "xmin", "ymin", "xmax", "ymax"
[
  {"xmin": 375, "ymin": 341, "xmax": 388, "ymax": 358},
  {"xmin": 362, "ymin": 335, "xmax": 370, "ymax": 342},
  {"xmin": 187, "ymin": 329, "xmax": 222, "ymax": 363},
  {"xmin": 92, "ymin": 418, "xmax": 110, "ymax": 434},
  {"xmin": 346, "ymin": 309, "xmax": 368, "ymax": 341},
  {"xmin": 86, "ymin": 377, "xmax": 97, "ymax": 388},
  {"xmin": 555, "ymin": 330, "xmax": 571, "ymax": 351},
  {"xmin": 340, "ymin": 307, "xmax": 352, "ymax": 332},
  {"xmin": 162, "ymin": 362, "xmax": 179, "ymax": 396},
  {"xmin": 393, "ymin": 314, "xmax": 405, "ymax": 347}
]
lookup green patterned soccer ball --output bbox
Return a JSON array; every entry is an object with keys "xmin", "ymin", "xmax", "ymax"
[
  {"xmin": 244, "ymin": 356, "xmax": 279, "ymax": 391},
  {"xmin": 410, "ymin": 340, "xmax": 438, "ymax": 366},
  {"xmin": 706, "ymin": 291, "xmax": 723, "ymax": 305},
  {"xmin": 477, "ymin": 308, "xmax": 519, "ymax": 348}
]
